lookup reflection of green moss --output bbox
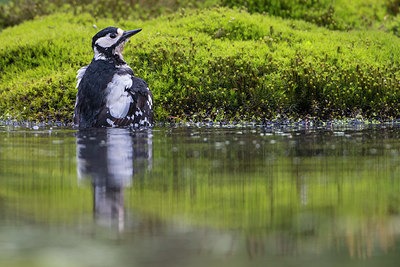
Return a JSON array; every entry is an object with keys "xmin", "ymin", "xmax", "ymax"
[
  {"xmin": 1, "ymin": 129, "xmax": 400, "ymax": 234},
  {"xmin": 1, "ymin": 7, "xmax": 400, "ymax": 122},
  {"xmin": 0, "ymin": 132, "xmax": 93, "ymax": 223},
  {"xmin": 125, "ymin": 133, "xmax": 400, "ymax": 234},
  {"xmin": 1, "ymin": 128, "xmax": 400, "ymax": 263},
  {"xmin": 1, "ymin": 185, "xmax": 92, "ymax": 223},
  {"xmin": 126, "ymin": 166, "xmax": 400, "ymax": 233}
]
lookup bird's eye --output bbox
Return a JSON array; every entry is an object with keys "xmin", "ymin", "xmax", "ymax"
[{"xmin": 110, "ymin": 33, "xmax": 117, "ymax": 39}]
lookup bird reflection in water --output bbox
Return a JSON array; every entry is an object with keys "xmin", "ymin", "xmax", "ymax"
[{"xmin": 75, "ymin": 128, "xmax": 152, "ymax": 231}]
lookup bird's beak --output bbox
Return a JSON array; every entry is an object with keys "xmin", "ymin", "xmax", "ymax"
[{"xmin": 122, "ymin": 29, "xmax": 142, "ymax": 41}]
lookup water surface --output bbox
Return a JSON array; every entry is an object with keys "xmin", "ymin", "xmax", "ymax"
[{"xmin": 1, "ymin": 124, "xmax": 400, "ymax": 266}]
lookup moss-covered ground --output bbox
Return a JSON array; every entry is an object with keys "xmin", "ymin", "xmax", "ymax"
[{"xmin": 1, "ymin": 1, "xmax": 400, "ymax": 123}]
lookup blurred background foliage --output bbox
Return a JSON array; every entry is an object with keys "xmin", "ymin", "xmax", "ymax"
[
  {"xmin": 2, "ymin": 0, "xmax": 400, "ymax": 32},
  {"xmin": 0, "ymin": 0, "xmax": 217, "ymax": 29}
]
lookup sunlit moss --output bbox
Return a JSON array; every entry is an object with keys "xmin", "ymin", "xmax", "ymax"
[{"xmin": 1, "ymin": 8, "xmax": 400, "ymax": 123}]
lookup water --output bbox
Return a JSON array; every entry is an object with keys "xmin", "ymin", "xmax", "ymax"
[{"xmin": 1, "ymin": 124, "xmax": 400, "ymax": 266}]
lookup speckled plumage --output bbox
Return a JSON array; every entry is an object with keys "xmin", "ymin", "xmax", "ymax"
[{"xmin": 74, "ymin": 27, "xmax": 153, "ymax": 128}]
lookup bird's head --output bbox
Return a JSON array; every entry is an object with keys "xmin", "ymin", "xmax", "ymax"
[{"xmin": 92, "ymin": 27, "xmax": 141, "ymax": 63}]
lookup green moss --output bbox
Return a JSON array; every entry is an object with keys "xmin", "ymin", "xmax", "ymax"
[
  {"xmin": 1, "ymin": 8, "xmax": 400, "ymax": 123},
  {"xmin": 223, "ymin": 0, "xmax": 390, "ymax": 30}
]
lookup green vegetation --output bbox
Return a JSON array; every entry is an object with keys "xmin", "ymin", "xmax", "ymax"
[{"xmin": 1, "ymin": 1, "xmax": 400, "ymax": 122}]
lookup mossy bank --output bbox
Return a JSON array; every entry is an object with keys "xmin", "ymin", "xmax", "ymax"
[{"xmin": 1, "ymin": 7, "xmax": 400, "ymax": 123}]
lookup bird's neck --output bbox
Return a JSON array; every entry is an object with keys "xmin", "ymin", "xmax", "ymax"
[{"xmin": 93, "ymin": 47, "xmax": 126, "ymax": 66}]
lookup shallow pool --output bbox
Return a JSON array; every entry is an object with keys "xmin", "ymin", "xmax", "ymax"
[{"xmin": 1, "ymin": 123, "xmax": 400, "ymax": 266}]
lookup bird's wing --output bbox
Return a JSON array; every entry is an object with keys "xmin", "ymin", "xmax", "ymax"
[
  {"xmin": 96, "ymin": 70, "xmax": 153, "ymax": 127},
  {"xmin": 76, "ymin": 65, "xmax": 89, "ymax": 89},
  {"xmin": 73, "ymin": 65, "xmax": 89, "ymax": 124},
  {"xmin": 127, "ymin": 76, "xmax": 154, "ymax": 126},
  {"xmin": 74, "ymin": 62, "xmax": 115, "ymax": 127}
]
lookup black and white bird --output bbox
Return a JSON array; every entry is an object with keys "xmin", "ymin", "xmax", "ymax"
[{"xmin": 74, "ymin": 27, "xmax": 153, "ymax": 128}]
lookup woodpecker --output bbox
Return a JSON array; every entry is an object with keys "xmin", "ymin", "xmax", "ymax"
[{"xmin": 74, "ymin": 27, "xmax": 153, "ymax": 128}]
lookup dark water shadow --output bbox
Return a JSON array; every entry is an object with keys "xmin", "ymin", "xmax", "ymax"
[{"xmin": 75, "ymin": 128, "xmax": 152, "ymax": 231}]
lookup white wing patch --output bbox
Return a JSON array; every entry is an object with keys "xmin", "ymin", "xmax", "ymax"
[
  {"xmin": 74, "ymin": 65, "xmax": 89, "ymax": 119},
  {"xmin": 76, "ymin": 65, "xmax": 88, "ymax": 89},
  {"xmin": 106, "ymin": 73, "xmax": 133, "ymax": 118},
  {"xmin": 147, "ymin": 89, "xmax": 153, "ymax": 110}
]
